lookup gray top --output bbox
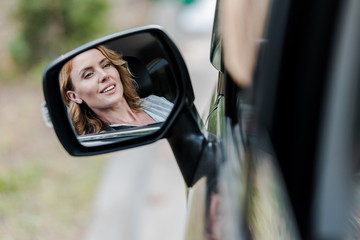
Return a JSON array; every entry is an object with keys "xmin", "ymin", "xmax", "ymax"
[
  {"xmin": 109, "ymin": 95, "xmax": 173, "ymax": 129},
  {"xmin": 141, "ymin": 95, "xmax": 174, "ymax": 122}
]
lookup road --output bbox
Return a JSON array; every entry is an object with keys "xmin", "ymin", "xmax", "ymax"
[{"xmin": 84, "ymin": 1, "xmax": 218, "ymax": 239}]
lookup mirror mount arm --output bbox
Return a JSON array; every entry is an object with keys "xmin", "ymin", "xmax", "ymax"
[{"xmin": 167, "ymin": 103, "xmax": 219, "ymax": 187}]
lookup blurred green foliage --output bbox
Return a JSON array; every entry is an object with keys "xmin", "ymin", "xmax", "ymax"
[
  {"xmin": 10, "ymin": 0, "xmax": 110, "ymax": 72},
  {"xmin": 0, "ymin": 164, "xmax": 42, "ymax": 194}
]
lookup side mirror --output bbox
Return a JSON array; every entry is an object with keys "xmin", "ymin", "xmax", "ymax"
[{"xmin": 43, "ymin": 25, "xmax": 194, "ymax": 156}]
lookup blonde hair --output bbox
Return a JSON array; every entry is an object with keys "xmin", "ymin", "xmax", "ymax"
[{"xmin": 60, "ymin": 45, "xmax": 141, "ymax": 135}]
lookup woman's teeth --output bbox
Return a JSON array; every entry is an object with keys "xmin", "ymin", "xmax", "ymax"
[{"xmin": 103, "ymin": 85, "xmax": 115, "ymax": 93}]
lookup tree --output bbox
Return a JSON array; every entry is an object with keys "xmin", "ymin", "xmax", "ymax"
[{"xmin": 10, "ymin": 0, "xmax": 110, "ymax": 71}]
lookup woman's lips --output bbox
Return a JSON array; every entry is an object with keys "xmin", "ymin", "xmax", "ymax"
[{"xmin": 100, "ymin": 84, "xmax": 116, "ymax": 94}]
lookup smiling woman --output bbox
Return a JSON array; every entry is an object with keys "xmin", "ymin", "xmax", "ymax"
[{"xmin": 60, "ymin": 45, "xmax": 173, "ymax": 136}]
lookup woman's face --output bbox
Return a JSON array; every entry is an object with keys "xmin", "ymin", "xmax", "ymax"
[{"xmin": 66, "ymin": 48, "xmax": 124, "ymax": 111}]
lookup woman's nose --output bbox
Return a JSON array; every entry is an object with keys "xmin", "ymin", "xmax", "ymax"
[{"xmin": 98, "ymin": 70, "xmax": 109, "ymax": 83}]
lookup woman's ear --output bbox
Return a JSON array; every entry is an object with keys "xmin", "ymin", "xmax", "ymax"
[{"xmin": 66, "ymin": 91, "xmax": 83, "ymax": 104}]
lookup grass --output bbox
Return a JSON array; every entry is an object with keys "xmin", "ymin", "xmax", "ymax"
[{"xmin": 0, "ymin": 81, "xmax": 106, "ymax": 240}]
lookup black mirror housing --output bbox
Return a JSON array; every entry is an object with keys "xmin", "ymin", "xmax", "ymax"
[{"xmin": 43, "ymin": 25, "xmax": 194, "ymax": 156}]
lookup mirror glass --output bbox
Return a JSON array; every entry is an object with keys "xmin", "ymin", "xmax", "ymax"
[{"xmin": 57, "ymin": 32, "xmax": 178, "ymax": 146}]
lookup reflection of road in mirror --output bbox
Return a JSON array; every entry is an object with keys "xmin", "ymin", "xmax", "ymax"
[{"xmin": 59, "ymin": 44, "xmax": 174, "ymax": 144}]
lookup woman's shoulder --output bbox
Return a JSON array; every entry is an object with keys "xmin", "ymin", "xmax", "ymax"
[
  {"xmin": 142, "ymin": 95, "xmax": 174, "ymax": 108},
  {"xmin": 141, "ymin": 95, "xmax": 174, "ymax": 122}
]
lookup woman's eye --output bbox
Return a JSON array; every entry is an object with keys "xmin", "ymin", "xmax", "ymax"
[
  {"xmin": 104, "ymin": 63, "xmax": 111, "ymax": 68},
  {"xmin": 84, "ymin": 72, "xmax": 93, "ymax": 79}
]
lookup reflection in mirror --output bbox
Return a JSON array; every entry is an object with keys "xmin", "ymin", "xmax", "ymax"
[
  {"xmin": 78, "ymin": 122, "xmax": 163, "ymax": 147},
  {"xmin": 58, "ymin": 37, "xmax": 177, "ymax": 146}
]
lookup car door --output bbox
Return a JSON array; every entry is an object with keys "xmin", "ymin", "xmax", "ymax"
[
  {"xmin": 183, "ymin": 0, "xmax": 299, "ymax": 239},
  {"xmin": 186, "ymin": 0, "xmax": 360, "ymax": 239}
]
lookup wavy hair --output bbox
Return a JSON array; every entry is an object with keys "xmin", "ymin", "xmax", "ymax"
[{"xmin": 60, "ymin": 45, "xmax": 141, "ymax": 135}]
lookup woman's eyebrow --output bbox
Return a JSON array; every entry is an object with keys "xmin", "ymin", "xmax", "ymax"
[
  {"xmin": 78, "ymin": 58, "xmax": 108, "ymax": 76},
  {"xmin": 99, "ymin": 58, "xmax": 108, "ymax": 65},
  {"xmin": 79, "ymin": 66, "xmax": 92, "ymax": 76}
]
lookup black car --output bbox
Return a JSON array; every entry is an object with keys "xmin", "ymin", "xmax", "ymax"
[{"xmin": 43, "ymin": 0, "xmax": 360, "ymax": 239}]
